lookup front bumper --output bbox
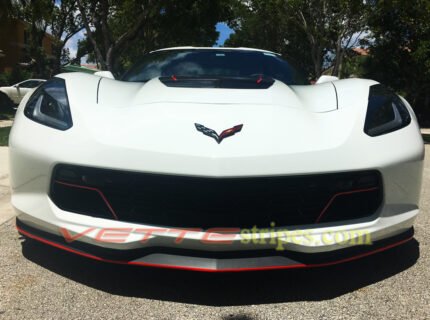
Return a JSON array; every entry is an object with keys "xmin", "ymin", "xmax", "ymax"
[
  {"xmin": 16, "ymin": 218, "xmax": 415, "ymax": 272},
  {"xmin": 10, "ymin": 142, "xmax": 423, "ymax": 271},
  {"xmin": 9, "ymin": 93, "xmax": 424, "ymax": 271}
]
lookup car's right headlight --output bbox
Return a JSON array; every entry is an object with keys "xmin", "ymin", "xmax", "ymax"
[
  {"xmin": 24, "ymin": 78, "xmax": 73, "ymax": 130},
  {"xmin": 364, "ymin": 84, "xmax": 411, "ymax": 137}
]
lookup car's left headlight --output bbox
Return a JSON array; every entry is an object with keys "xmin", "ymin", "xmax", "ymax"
[
  {"xmin": 364, "ymin": 84, "xmax": 411, "ymax": 137},
  {"xmin": 24, "ymin": 78, "xmax": 72, "ymax": 130}
]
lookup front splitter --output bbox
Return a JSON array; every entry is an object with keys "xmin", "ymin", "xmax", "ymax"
[{"xmin": 16, "ymin": 218, "xmax": 414, "ymax": 272}]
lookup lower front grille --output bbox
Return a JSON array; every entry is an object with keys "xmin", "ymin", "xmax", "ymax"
[{"xmin": 50, "ymin": 164, "xmax": 383, "ymax": 229}]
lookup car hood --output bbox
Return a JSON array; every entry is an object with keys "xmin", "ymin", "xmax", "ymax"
[
  {"xmin": 52, "ymin": 73, "xmax": 376, "ymax": 176},
  {"xmin": 95, "ymin": 77, "xmax": 338, "ymax": 113}
]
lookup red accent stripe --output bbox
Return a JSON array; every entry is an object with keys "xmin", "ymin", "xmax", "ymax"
[
  {"xmin": 315, "ymin": 187, "xmax": 379, "ymax": 224},
  {"xmin": 256, "ymin": 75, "xmax": 263, "ymax": 84},
  {"xmin": 54, "ymin": 180, "xmax": 118, "ymax": 220},
  {"xmin": 171, "ymin": 75, "xmax": 177, "ymax": 81},
  {"xmin": 16, "ymin": 224, "xmax": 412, "ymax": 273},
  {"xmin": 17, "ymin": 225, "xmax": 125, "ymax": 264}
]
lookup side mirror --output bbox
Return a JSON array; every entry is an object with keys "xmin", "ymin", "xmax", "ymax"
[
  {"xmin": 94, "ymin": 71, "xmax": 115, "ymax": 79},
  {"xmin": 13, "ymin": 84, "xmax": 19, "ymax": 88},
  {"xmin": 316, "ymin": 75, "xmax": 339, "ymax": 84}
]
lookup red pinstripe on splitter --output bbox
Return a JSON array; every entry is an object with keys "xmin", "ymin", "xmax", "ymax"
[{"xmin": 16, "ymin": 224, "xmax": 412, "ymax": 273}]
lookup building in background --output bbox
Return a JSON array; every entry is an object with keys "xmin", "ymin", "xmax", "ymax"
[{"xmin": 0, "ymin": 18, "xmax": 54, "ymax": 73}]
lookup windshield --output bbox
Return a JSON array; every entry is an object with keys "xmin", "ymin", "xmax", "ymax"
[{"xmin": 121, "ymin": 49, "xmax": 307, "ymax": 85}]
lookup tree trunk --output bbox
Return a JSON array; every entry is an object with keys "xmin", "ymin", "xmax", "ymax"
[
  {"xmin": 332, "ymin": 36, "xmax": 344, "ymax": 77},
  {"xmin": 106, "ymin": 47, "xmax": 115, "ymax": 73},
  {"xmin": 311, "ymin": 44, "xmax": 323, "ymax": 78},
  {"xmin": 77, "ymin": 0, "xmax": 108, "ymax": 70},
  {"xmin": 52, "ymin": 43, "xmax": 63, "ymax": 75}
]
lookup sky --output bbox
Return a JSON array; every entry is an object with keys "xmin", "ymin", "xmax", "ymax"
[
  {"xmin": 65, "ymin": 22, "xmax": 235, "ymax": 64},
  {"xmin": 215, "ymin": 22, "xmax": 235, "ymax": 47}
]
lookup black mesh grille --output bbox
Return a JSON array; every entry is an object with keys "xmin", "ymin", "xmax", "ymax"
[{"xmin": 50, "ymin": 164, "xmax": 383, "ymax": 229}]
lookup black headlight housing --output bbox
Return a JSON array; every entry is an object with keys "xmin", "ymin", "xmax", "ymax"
[
  {"xmin": 24, "ymin": 78, "xmax": 72, "ymax": 130},
  {"xmin": 364, "ymin": 84, "xmax": 411, "ymax": 137}
]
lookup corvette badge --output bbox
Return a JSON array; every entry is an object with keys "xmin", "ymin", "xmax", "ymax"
[{"xmin": 195, "ymin": 123, "xmax": 243, "ymax": 144}]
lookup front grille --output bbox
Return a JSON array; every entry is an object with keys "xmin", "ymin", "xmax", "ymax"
[{"xmin": 50, "ymin": 164, "xmax": 383, "ymax": 229}]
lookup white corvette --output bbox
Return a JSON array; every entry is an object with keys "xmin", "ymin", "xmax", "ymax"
[{"xmin": 9, "ymin": 47, "xmax": 424, "ymax": 272}]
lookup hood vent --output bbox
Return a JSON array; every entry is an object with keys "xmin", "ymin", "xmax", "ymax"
[{"xmin": 159, "ymin": 75, "xmax": 274, "ymax": 89}]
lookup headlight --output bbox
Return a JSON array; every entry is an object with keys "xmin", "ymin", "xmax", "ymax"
[
  {"xmin": 24, "ymin": 78, "xmax": 72, "ymax": 130},
  {"xmin": 364, "ymin": 84, "xmax": 411, "ymax": 137}
]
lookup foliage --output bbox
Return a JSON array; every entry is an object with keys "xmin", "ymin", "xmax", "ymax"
[
  {"xmin": 340, "ymin": 54, "xmax": 369, "ymax": 79},
  {"xmin": 0, "ymin": 127, "xmax": 11, "ymax": 146},
  {"xmin": 49, "ymin": 0, "xmax": 84, "ymax": 74},
  {"xmin": 3, "ymin": 0, "xmax": 82, "ymax": 77},
  {"xmin": 9, "ymin": 0, "xmax": 51, "ymax": 77},
  {"xmin": 116, "ymin": 0, "xmax": 234, "ymax": 74},
  {"xmin": 0, "ymin": 68, "xmax": 32, "ymax": 86},
  {"xmin": 363, "ymin": 0, "xmax": 430, "ymax": 125},
  {"xmin": 0, "ymin": 71, "xmax": 13, "ymax": 87},
  {"xmin": 226, "ymin": 0, "xmax": 367, "ymax": 78},
  {"xmin": 76, "ymin": 0, "xmax": 151, "ymax": 72},
  {"xmin": 76, "ymin": 0, "xmax": 234, "ymax": 74},
  {"xmin": 226, "ymin": 0, "xmax": 314, "ymax": 76}
]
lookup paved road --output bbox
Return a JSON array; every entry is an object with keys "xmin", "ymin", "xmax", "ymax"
[{"xmin": 0, "ymin": 146, "xmax": 429, "ymax": 320}]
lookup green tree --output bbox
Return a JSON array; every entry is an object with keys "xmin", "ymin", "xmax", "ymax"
[
  {"xmin": 288, "ymin": 0, "xmax": 367, "ymax": 77},
  {"xmin": 226, "ymin": 0, "xmax": 314, "ymax": 76},
  {"xmin": 117, "ymin": 0, "xmax": 234, "ymax": 74},
  {"xmin": 226, "ymin": 0, "xmax": 367, "ymax": 78},
  {"xmin": 77, "ymin": 0, "xmax": 234, "ymax": 74},
  {"xmin": 6, "ymin": 0, "xmax": 81, "ymax": 76},
  {"xmin": 364, "ymin": 0, "xmax": 430, "ymax": 125},
  {"xmin": 49, "ymin": 0, "xmax": 84, "ymax": 74},
  {"xmin": 17, "ymin": 0, "xmax": 55, "ymax": 77},
  {"xmin": 77, "ymin": 0, "xmax": 157, "ymax": 72}
]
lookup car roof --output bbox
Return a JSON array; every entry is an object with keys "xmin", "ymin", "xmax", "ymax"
[{"xmin": 150, "ymin": 46, "xmax": 280, "ymax": 55}]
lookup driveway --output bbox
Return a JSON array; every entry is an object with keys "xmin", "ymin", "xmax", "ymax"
[
  {"xmin": 0, "ymin": 145, "xmax": 429, "ymax": 320},
  {"xmin": 0, "ymin": 147, "xmax": 13, "ymax": 225}
]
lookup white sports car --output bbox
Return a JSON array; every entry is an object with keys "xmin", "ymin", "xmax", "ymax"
[
  {"xmin": 0, "ymin": 79, "xmax": 45, "ymax": 107},
  {"xmin": 10, "ymin": 47, "xmax": 424, "ymax": 272}
]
